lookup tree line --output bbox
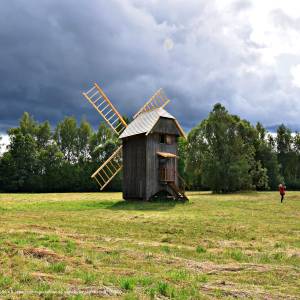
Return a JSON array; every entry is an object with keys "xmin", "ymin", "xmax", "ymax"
[
  {"xmin": 1, "ymin": 104, "xmax": 300, "ymax": 193},
  {"xmin": 179, "ymin": 104, "xmax": 300, "ymax": 192},
  {"xmin": 0, "ymin": 112, "xmax": 121, "ymax": 192}
]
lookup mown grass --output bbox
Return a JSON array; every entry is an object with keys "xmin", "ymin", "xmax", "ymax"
[{"xmin": 0, "ymin": 191, "xmax": 299, "ymax": 299}]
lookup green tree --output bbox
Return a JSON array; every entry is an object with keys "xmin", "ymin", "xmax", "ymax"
[
  {"xmin": 36, "ymin": 121, "xmax": 51, "ymax": 149},
  {"xmin": 255, "ymin": 141, "xmax": 282, "ymax": 189},
  {"xmin": 276, "ymin": 124, "xmax": 292, "ymax": 154},
  {"xmin": 276, "ymin": 125, "xmax": 298, "ymax": 187},
  {"xmin": 77, "ymin": 119, "xmax": 92, "ymax": 162},
  {"xmin": 54, "ymin": 117, "xmax": 78, "ymax": 162},
  {"xmin": 185, "ymin": 105, "xmax": 286, "ymax": 192},
  {"xmin": 253, "ymin": 123, "xmax": 282, "ymax": 189},
  {"xmin": 1, "ymin": 132, "xmax": 39, "ymax": 191},
  {"xmin": 187, "ymin": 104, "xmax": 258, "ymax": 193},
  {"xmin": 293, "ymin": 132, "xmax": 300, "ymax": 154},
  {"xmin": 19, "ymin": 112, "xmax": 38, "ymax": 136},
  {"xmin": 256, "ymin": 122, "xmax": 266, "ymax": 141}
]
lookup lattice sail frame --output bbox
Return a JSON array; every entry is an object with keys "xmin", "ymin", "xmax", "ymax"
[
  {"xmin": 91, "ymin": 146, "xmax": 123, "ymax": 190},
  {"xmin": 83, "ymin": 83, "xmax": 127, "ymax": 135},
  {"xmin": 82, "ymin": 83, "xmax": 170, "ymax": 190},
  {"xmin": 133, "ymin": 88, "xmax": 170, "ymax": 119}
]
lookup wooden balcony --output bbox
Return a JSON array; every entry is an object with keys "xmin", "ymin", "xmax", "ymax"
[{"xmin": 159, "ymin": 168, "xmax": 175, "ymax": 182}]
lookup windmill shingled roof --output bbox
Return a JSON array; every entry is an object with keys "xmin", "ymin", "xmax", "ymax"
[{"xmin": 119, "ymin": 108, "xmax": 176, "ymax": 139}]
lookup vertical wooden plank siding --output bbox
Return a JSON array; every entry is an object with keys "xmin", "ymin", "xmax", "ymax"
[
  {"xmin": 122, "ymin": 118, "xmax": 181, "ymax": 201},
  {"xmin": 122, "ymin": 135, "xmax": 146, "ymax": 199}
]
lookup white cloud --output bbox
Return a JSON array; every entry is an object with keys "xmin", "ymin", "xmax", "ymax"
[
  {"xmin": 130, "ymin": 0, "xmax": 300, "ymax": 127},
  {"xmin": 290, "ymin": 64, "xmax": 300, "ymax": 88},
  {"xmin": 0, "ymin": 134, "xmax": 9, "ymax": 155}
]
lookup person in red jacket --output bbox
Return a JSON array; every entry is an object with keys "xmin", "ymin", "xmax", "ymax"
[{"xmin": 279, "ymin": 184, "xmax": 286, "ymax": 203}]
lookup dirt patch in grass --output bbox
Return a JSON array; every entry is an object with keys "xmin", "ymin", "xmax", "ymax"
[
  {"xmin": 22, "ymin": 247, "xmax": 62, "ymax": 261},
  {"xmin": 31, "ymin": 272, "xmax": 58, "ymax": 280},
  {"xmin": 201, "ymin": 281, "xmax": 298, "ymax": 299},
  {"xmin": 194, "ymin": 262, "xmax": 270, "ymax": 274},
  {"xmin": 286, "ymin": 249, "xmax": 300, "ymax": 257},
  {"xmin": 69, "ymin": 286, "xmax": 123, "ymax": 297},
  {"xmin": 153, "ymin": 254, "xmax": 271, "ymax": 274},
  {"xmin": 26, "ymin": 225, "xmax": 56, "ymax": 231}
]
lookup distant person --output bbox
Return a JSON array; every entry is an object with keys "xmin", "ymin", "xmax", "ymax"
[{"xmin": 279, "ymin": 184, "xmax": 286, "ymax": 203}]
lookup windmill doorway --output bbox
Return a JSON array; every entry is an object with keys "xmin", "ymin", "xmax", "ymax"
[{"xmin": 157, "ymin": 152, "xmax": 177, "ymax": 182}]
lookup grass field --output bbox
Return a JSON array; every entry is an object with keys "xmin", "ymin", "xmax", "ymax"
[{"xmin": 0, "ymin": 192, "xmax": 299, "ymax": 299}]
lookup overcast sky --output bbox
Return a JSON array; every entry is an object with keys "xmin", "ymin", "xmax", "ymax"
[{"xmin": 1, "ymin": 0, "xmax": 300, "ymax": 137}]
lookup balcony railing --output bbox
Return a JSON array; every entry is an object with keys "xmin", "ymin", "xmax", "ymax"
[{"xmin": 159, "ymin": 168, "xmax": 175, "ymax": 182}]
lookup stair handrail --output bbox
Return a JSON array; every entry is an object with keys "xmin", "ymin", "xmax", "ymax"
[{"xmin": 176, "ymin": 172, "xmax": 190, "ymax": 194}]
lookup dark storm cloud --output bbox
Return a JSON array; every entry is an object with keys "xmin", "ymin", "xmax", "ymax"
[
  {"xmin": 0, "ymin": 0, "xmax": 157, "ymax": 131},
  {"xmin": 1, "ymin": 0, "xmax": 300, "ymax": 135}
]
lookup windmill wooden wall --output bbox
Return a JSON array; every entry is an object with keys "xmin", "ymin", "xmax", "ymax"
[
  {"xmin": 122, "ymin": 135, "xmax": 147, "ymax": 199},
  {"xmin": 122, "ymin": 117, "xmax": 181, "ymax": 201}
]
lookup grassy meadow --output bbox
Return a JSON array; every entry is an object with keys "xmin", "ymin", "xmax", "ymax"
[{"xmin": 0, "ymin": 191, "xmax": 299, "ymax": 299}]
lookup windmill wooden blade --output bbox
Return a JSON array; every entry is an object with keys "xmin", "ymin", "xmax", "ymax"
[
  {"xmin": 133, "ymin": 88, "xmax": 170, "ymax": 119},
  {"xmin": 82, "ymin": 83, "xmax": 127, "ymax": 135},
  {"xmin": 92, "ymin": 146, "xmax": 123, "ymax": 190}
]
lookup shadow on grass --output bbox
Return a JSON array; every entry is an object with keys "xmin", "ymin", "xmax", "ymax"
[
  {"xmin": 10, "ymin": 201, "xmax": 118, "ymax": 212},
  {"xmin": 5, "ymin": 199, "xmax": 186, "ymax": 212},
  {"xmin": 106, "ymin": 199, "xmax": 186, "ymax": 211}
]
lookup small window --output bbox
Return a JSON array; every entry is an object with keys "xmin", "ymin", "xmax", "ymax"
[
  {"xmin": 166, "ymin": 135, "xmax": 173, "ymax": 145},
  {"xmin": 159, "ymin": 134, "xmax": 173, "ymax": 144},
  {"xmin": 159, "ymin": 134, "xmax": 166, "ymax": 144}
]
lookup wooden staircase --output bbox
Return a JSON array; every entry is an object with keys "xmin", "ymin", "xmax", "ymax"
[
  {"xmin": 83, "ymin": 83, "xmax": 127, "ymax": 135},
  {"xmin": 167, "ymin": 182, "xmax": 188, "ymax": 201},
  {"xmin": 91, "ymin": 146, "xmax": 123, "ymax": 190}
]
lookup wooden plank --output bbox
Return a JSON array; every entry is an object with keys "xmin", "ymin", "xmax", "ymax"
[
  {"xmin": 93, "ymin": 95, "xmax": 102, "ymax": 103},
  {"xmin": 111, "ymin": 118, "xmax": 119, "ymax": 126},
  {"xmin": 94, "ymin": 83, "xmax": 127, "ymax": 127},
  {"xmin": 90, "ymin": 90, "xmax": 99, "ymax": 99},
  {"xmin": 97, "ymin": 100, "xmax": 106, "ymax": 108},
  {"xmin": 107, "ymin": 113, "xmax": 116, "ymax": 122},
  {"xmin": 100, "ymin": 166, "xmax": 123, "ymax": 191},
  {"xmin": 86, "ymin": 85, "xmax": 96, "ymax": 94},
  {"xmin": 83, "ymin": 82, "xmax": 127, "ymax": 135},
  {"xmin": 109, "ymin": 161, "xmax": 117, "ymax": 172},
  {"xmin": 106, "ymin": 163, "xmax": 114, "ymax": 175},
  {"xmin": 96, "ymin": 172, "xmax": 106, "ymax": 184},
  {"xmin": 101, "ymin": 166, "xmax": 110, "ymax": 180},
  {"xmin": 133, "ymin": 88, "xmax": 170, "ymax": 118},
  {"xmin": 91, "ymin": 146, "xmax": 122, "ymax": 178},
  {"xmin": 93, "ymin": 175, "xmax": 103, "ymax": 189},
  {"xmin": 104, "ymin": 109, "xmax": 113, "ymax": 118},
  {"xmin": 133, "ymin": 88, "xmax": 162, "ymax": 118},
  {"xmin": 122, "ymin": 135, "xmax": 147, "ymax": 200},
  {"xmin": 83, "ymin": 92, "xmax": 119, "ymax": 134}
]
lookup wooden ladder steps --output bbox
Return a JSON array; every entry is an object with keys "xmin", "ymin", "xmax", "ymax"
[
  {"xmin": 133, "ymin": 88, "xmax": 170, "ymax": 118},
  {"xmin": 83, "ymin": 83, "xmax": 127, "ymax": 135},
  {"xmin": 91, "ymin": 146, "xmax": 123, "ymax": 190}
]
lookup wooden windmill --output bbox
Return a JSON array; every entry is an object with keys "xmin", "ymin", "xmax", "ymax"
[{"xmin": 82, "ymin": 83, "xmax": 188, "ymax": 201}]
